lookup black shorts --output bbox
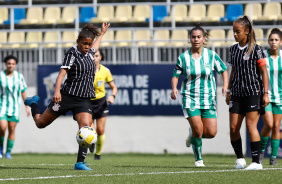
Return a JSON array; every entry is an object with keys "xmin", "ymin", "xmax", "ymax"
[
  {"xmin": 48, "ymin": 92, "xmax": 93, "ymax": 117},
  {"xmin": 229, "ymin": 95, "xmax": 265, "ymax": 115},
  {"xmin": 91, "ymin": 96, "xmax": 109, "ymax": 119}
]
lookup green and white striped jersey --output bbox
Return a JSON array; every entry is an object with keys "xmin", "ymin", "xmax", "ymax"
[
  {"xmin": 0, "ymin": 70, "xmax": 27, "ymax": 117},
  {"xmin": 173, "ymin": 48, "xmax": 227, "ymax": 109},
  {"xmin": 265, "ymin": 49, "xmax": 282, "ymax": 104}
]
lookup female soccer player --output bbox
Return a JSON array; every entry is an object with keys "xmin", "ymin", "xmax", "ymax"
[
  {"xmin": 171, "ymin": 23, "xmax": 228, "ymax": 167},
  {"xmin": 24, "ymin": 22, "xmax": 110, "ymax": 170},
  {"xmin": 259, "ymin": 28, "xmax": 282, "ymax": 165},
  {"xmin": 89, "ymin": 50, "xmax": 117, "ymax": 160},
  {"xmin": 0, "ymin": 55, "xmax": 30, "ymax": 159},
  {"xmin": 226, "ymin": 16, "xmax": 270, "ymax": 170}
]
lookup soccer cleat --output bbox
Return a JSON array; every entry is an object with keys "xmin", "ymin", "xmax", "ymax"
[
  {"xmin": 245, "ymin": 162, "xmax": 263, "ymax": 170},
  {"xmin": 5, "ymin": 153, "xmax": 12, "ymax": 159},
  {"xmin": 185, "ymin": 127, "xmax": 192, "ymax": 147},
  {"xmin": 24, "ymin": 96, "xmax": 40, "ymax": 106},
  {"xmin": 195, "ymin": 160, "xmax": 205, "ymax": 167},
  {"xmin": 74, "ymin": 162, "xmax": 93, "ymax": 170},
  {"xmin": 0, "ymin": 147, "xmax": 3, "ymax": 159},
  {"xmin": 94, "ymin": 154, "xmax": 101, "ymax": 160},
  {"xmin": 89, "ymin": 144, "xmax": 95, "ymax": 153},
  {"xmin": 235, "ymin": 158, "xmax": 246, "ymax": 169},
  {"xmin": 270, "ymin": 158, "xmax": 278, "ymax": 165},
  {"xmin": 259, "ymin": 151, "xmax": 264, "ymax": 164}
]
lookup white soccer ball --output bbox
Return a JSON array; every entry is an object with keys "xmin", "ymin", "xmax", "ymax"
[{"xmin": 76, "ymin": 126, "xmax": 98, "ymax": 148}]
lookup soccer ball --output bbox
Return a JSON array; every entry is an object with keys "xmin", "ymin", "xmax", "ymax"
[{"xmin": 76, "ymin": 126, "xmax": 97, "ymax": 148}]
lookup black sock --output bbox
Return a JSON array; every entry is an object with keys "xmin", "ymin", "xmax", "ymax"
[
  {"xmin": 77, "ymin": 146, "xmax": 88, "ymax": 163},
  {"xmin": 30, "ymin": 103, "xmax": 42, "ymax": 118},
  {"xmin": 231, "ymin": 137, "xmax": 243, "ymax": 159},
  {"xmin": 250, "ymin": 141, "xmax": 260, "ymax": 164}
]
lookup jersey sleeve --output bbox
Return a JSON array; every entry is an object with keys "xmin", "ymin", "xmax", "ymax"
[
  {"xmin": 20, "ymin": 73, "xmax": 27, "ymax": 92},
  {"xmin": 213, "ymin": 52, "xmax": 227, "ymax": 74},
  {"xmin": 173, "ymin": 55, "xmax": 184, "ymax": 77},
  {"xmin": 105, "ymin": 68, "xmax": 114, "ymax": 83},
  {"xmin": 61, "ymin": 50, "xmax": 76, "ymax": 69},
  {"xmin": 255, "ymin": 45, "xmax": 267, "ymax": 67}
]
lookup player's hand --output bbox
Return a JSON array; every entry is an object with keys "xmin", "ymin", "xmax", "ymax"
[
  {"xmin": 25, "ymin": 106, "xmax": 31, "ymax": 116},
  {"xmin": 107, "ymin": 95, "xmax": 115, "ymax": 104},
  {"xmin": 222, "ymin": 87, "xmax": 227, "ymax": 97},
  {"xmin": 225, "ymin": 93, "xmax": 230, "ymax": 105},
  {"xmin": 52, "ymin": 91, "xmax": 61, "ymax": 103},
  {"xmin": 171, "ymin": 89, "xmax": 178, "ymax": 100},
  {"xmin": 101, "ymin": 22, "xmax": 110, "ymax": 35},
  {"xmin": 263, "ymin": 93, "xmax": 270, "ymax": 107}
]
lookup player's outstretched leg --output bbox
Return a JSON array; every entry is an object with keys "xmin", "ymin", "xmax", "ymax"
[{"xmin": 75, "ymin": 146, "xmax": 92, "ymax": 170}]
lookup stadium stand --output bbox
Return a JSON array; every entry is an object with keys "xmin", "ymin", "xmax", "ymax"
[
  {"xmin": 226, "ymin": 29, "xmax": 236, "ymax": 46},
  {"xmin": 115, "ymin": 30, "xmax": 132, "ymax": 47},
  {"xmin": 100, "ymin": 30, "xmax": 114, "ymax": 47},
  {"xmin": 57, "ymin": 6, "xmax": 76, "ymax": 24},
  {"xmin": 206, "ymin": 4, "xmax": 224, "ymax": 22},
  {"xmin": 132, "ymin": 5, "xmax": 150, "ymax": 22},
  {"xmin": 43, "ymin": 31, "xmax": 59, "ymax": 48},
  {"xmin": 20, "ymin": 7, "xmax": 43, "ymax": 25},
  {"xmin": 79, "ymin": 7, "xmax": 95, "ymax": 23},
  {"xmin": 0, "ymin": 32, "xmax": 7, "ymax": 48},
  {"xmin": 208, "ymin": 29, "xmax": 225, "ymax": 47},
  {"xmin": 113, "ymin": 5, "xmax": 132, "ymax": 23},
  {"xmin": 25, "ymin": 31, "xmax": 42, "ymax": 48},
  {"xmin": 221, "ymin": 4, "xmax": 243, "ymax": 21},
  {"xmin": 0, "ymin": 7, "xmax": 8, "ymax": 24},
  {"xmin": 135, "ymin": 29, "xmax": 151, "ymax": 47},
  {"xmin": 260, "ymin": 2, "xmax": 281, "ymax": 21},
  {"xmin": 170, "ymin": 29, "xmax": 188, "ymax": 47},
  {"xmin": 40, "ymin": 7, "xmax": 61, "ymax": 25},
  {"xmin": 61, "ymin": 31, "xmax": 78, "ymax": 48},
  {"xmin": 244, "ymin": 3, "xmax": 262, "ymax": 21},
  {"xmin": 154, "ymin": 30, "xmax": 170, "ymax": 46},
  {"xmin": 7, "ymin": 31, "xmax": 25, "ymax": 49},
  {"xmin": 188, "ymin": 4, "xmax": 206, "ymax": 22},
  {"xmin": 151, "ymin": 5, "xmax": 167, "ymax": 22},
  {"xmin": 164, "ymin": 4, "xmax": 188, "ymax": 22},
  {"xmin": 91, "ymin": 5, "xmax": 114, "ymax": 23},
  {"xmin": 254, "ymin": 28, "xmax": 265, "ymax": 46},
  {"xmin": 4, "ymin": 8, "xmax": 26, "ymax": 25}
]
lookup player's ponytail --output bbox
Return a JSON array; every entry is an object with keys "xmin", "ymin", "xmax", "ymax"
[
  {"xmin": 234, "ymin": 15, "xmax": 256, "ymax": 55},
  {"xmin": 78, "ymin": 23, "xmax": 101, "ymax": 41}
]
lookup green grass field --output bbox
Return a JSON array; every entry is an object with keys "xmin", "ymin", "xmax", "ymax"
[{"xmin": 0, "ymin": 153, "xmax": 281, "ymax": 184}]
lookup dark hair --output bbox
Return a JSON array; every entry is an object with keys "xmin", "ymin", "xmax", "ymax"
[
  {"xmin": 234, "ymin": 15, "xmax": 256, "ymax": 55},
  {"xmin": 189, "ymin": 22, "xmax": 209, "ymax": 44},
  {"xmin": 96, "ymin": 50, "xmax": 105, "ymax": 61},
  {"xmin": 268, "ymin": 28, "xmax": 282, "ymax": 40},
  {"xmin": 3, "ymin": 55, "xmax": 18, "ymax": 63},
  {"xmin": 78, "ymin": 23, "xmax": 101, "ymax": 41}
]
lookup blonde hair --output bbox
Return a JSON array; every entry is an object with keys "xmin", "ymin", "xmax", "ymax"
[{"xmin": 234, "ymin": 15, "xmax": 256, "ymax": 55}]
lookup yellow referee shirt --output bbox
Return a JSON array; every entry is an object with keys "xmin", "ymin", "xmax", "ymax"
[{"xmin": 93, "ymin": 64, "xmax": 113, "ymax": 100}]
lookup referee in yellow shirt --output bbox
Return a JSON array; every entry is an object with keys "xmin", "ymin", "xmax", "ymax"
[{"xmin": 90, "ymin": 50, "xmax": 118, "ymax": 160}]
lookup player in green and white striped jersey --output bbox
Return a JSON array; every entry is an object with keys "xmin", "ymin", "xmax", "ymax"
[
  {"xmin": 260, "ymin": 28, "xmax": 282, "ymax": 165},
  {"xmin": 171, "ymin": 24, "xmax": 228, "ymax": 167},
  {"xmin": 0, "ymin": 55, "xmax": 30, "ymax": 159}
]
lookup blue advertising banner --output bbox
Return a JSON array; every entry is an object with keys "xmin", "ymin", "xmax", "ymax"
[
  {"xmin": 246, "ymin": 117, "xmax": 282, "ymax": 158},
  {"xmin": 37, "ymin": 64, "xmax": 184, "ymax": 116}
]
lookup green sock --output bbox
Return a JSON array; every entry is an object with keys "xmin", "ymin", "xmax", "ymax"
[
  {"xmin": 6, "ymin": 139, "xmax": 14, "ymax": 154},
  {"xmin": 0, "ymin": 137, "xmax": 4, "ymax": 147},
  {"xmin": 191, "ymin": 137, "xmax": 202, "ymax": 161},
  {"xmin": 270, "ymin": 139, "xmax": 280, "ymax": 159},
  {"xmin": 260, "ymin": 135, "xmax": 269, "ymax": 152}
]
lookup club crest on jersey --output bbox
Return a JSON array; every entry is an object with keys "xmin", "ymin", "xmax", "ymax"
[
  {"xmin": 97, "ymin": 80, "xmax": 103, "ymax": 87},
  {"xmin": 205, "ymin": 62, "xmax": 210, "ymax": 68},
  {"xmin": 186, "ymin": 66, "xmax": 190, "ymax": 70},
  {"xmin": 52, "ymin": 103, "xmax": 60, "ymax": 111},
  {"xmin": 243, "ymin": 53, "xmax": 250, "ymax": 60}
]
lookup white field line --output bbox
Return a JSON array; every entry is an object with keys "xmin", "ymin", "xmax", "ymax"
[{"xmin": 0, "ymin": 168, "xmax": 282, "ymax": 181}]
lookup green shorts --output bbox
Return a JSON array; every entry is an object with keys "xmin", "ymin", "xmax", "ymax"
[
  {"xmin": 183, "ymin": 108, "xmax": 217, "ymax": 119},
  {"xmin": 265, "ymin": 102, "xmax": 282, "ymax": 114},
  {"xmin": 0, "ymin": 114, "xmax": 19, "ymax": 122}
]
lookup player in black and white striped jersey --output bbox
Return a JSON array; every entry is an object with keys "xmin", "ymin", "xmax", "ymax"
[
  {"xmin": 24, "ymin": 22, "xmax": 110, "ymax": 170},
  {"xmin": 225, "ymin": 16, "xmax": 270, "ymax": 170}
]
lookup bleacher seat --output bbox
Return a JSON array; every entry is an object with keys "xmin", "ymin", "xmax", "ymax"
[
  {"xmin": 4, "ymin": 8, "xmax": 25, "ymax": 24},
  {"xmin": 62, "ymin": 31, "xmax": 78, "ymax": 48},
  {"xmin": 43, "ymin": 31, "xmax": 59, "ymax": 48},
  {"xmin": 206, "ymin": 4, "xmax": 224, "ymax": 22},
  {"xmin": 100, "ymin": 30, "xmax": 114, "ymax": 47},
  {"xmin": 25, "ymin": 31, "xmax": 42, "ymax": 48},
  {"xmin": 57, "ymin": 6, "xmax": 76, "ymax": 24},
  {"xmin": 254, "ymin": 28, "xmax": 265, "ymax": 46},
  {"xmin": 80, "ymin": 7, "xmax": 95, "ymax": 23},
  {"xmin": 208, "ymin": 29, "xmax": 225, "ymax": 47},
  {"xmin": 20, "ymin": 7, "xmax": 43, "ymax": 24},
  {"xmin": 154, "ymin": 30, "xmax": 169, "ymax": 47},
  {"xmin": 113, "ymin": 5, "xmax": 132, "ymax": 22},
  {"xmin": 244, "ymin": 3, "xmax": 262, "ymax": 21},
  {"xmin": 151, "ymin": 6, "xmax": 167, "ymax": 22},
  {"xmin": 164, "ymin": 4, "xmax": 188, "ymax": 22},
  {"xmin": 135, "ymin": 30, "xmax": 151, "ymax": 47},
  {"xmin": 115, "ymin": 30, "xmax": 132, "ymax": 47},
  {"xmin": 0, "ymin": 7, "xmax": 8, "ymax": 24},
  {"xmin": 91, "ymin": 6, "xmax": 114, "ymax": 23},
  {"xmin": 8, "ymin": 31, "xmax": 25, "ymax": 49},
  {"xmin": 40, "ymin": 7, "xmax": 61, "ymax": 24},
  {"xmin": 0, "ymin": 32, "xmax": 7, "ymax": 48},
  {"xmin": 188, "ymin": 4, "xmax": 206, "ymax": 22},
  {"xmin": 132, "ymin": 5, "xmax": 150, "ymax": 22},
  {"xmin": 260, "ymin": 2, "xmax": 281, "ymax": 21},
  {"xmin": 221, "ymin": 4, "xmax": 243, "ymax": 21},
  {"xmin": 170, "ymin": 29, "xmax": 188, "ymax": 47}
]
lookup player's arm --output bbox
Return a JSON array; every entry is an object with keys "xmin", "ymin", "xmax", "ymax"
[
  {"xmin": 92, "ymin": 22, "xmax": 110, "ymax": 51},
  {"xmin": 107, "ymin": 81, "xmax": 118, "ymax": 104},
  {"xmin": 53, "ymin": 68, "xmax": 67, "ymax": 103},
  {"xmin": 21, "ymin": 90, "xmax": 31, "ymax": 116},
  {"xmin": 171, "ymin": 76, "xmax": 179, "ymax": 100},
  {"xmin": 221, "ymin": 70, "xmax": 228, "ymax": 96},
  {"xmin": 226, "ymin": 66, "xmax": 234, "ymax": 105},
  {"xmin": 259, "ymin": 63, "xmax": 270, "ymax": 107}
]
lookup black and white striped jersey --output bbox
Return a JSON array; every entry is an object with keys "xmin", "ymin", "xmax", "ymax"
[
  {"xmin": 228, "ymin": 43, "xmax": 266, "ymax": 97},
  {"xmin": 60, "ymin": 45, "xmax": 96, "ymax": 98}
]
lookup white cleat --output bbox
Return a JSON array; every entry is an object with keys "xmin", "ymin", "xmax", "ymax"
[
  {"xmin": 245, "ymin": 162, "xmax": 263, "ymax": 170},
  {"xmin": 235, "ymin": 158, "xmax": 246, "ymax": 169},
  {"xmin": 195, "ymin": 160, "xmax": 205, "ymax": 167},
  {"xmin": 185, "ymin": 127, "xmax": 192, "ymax": 147}
]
